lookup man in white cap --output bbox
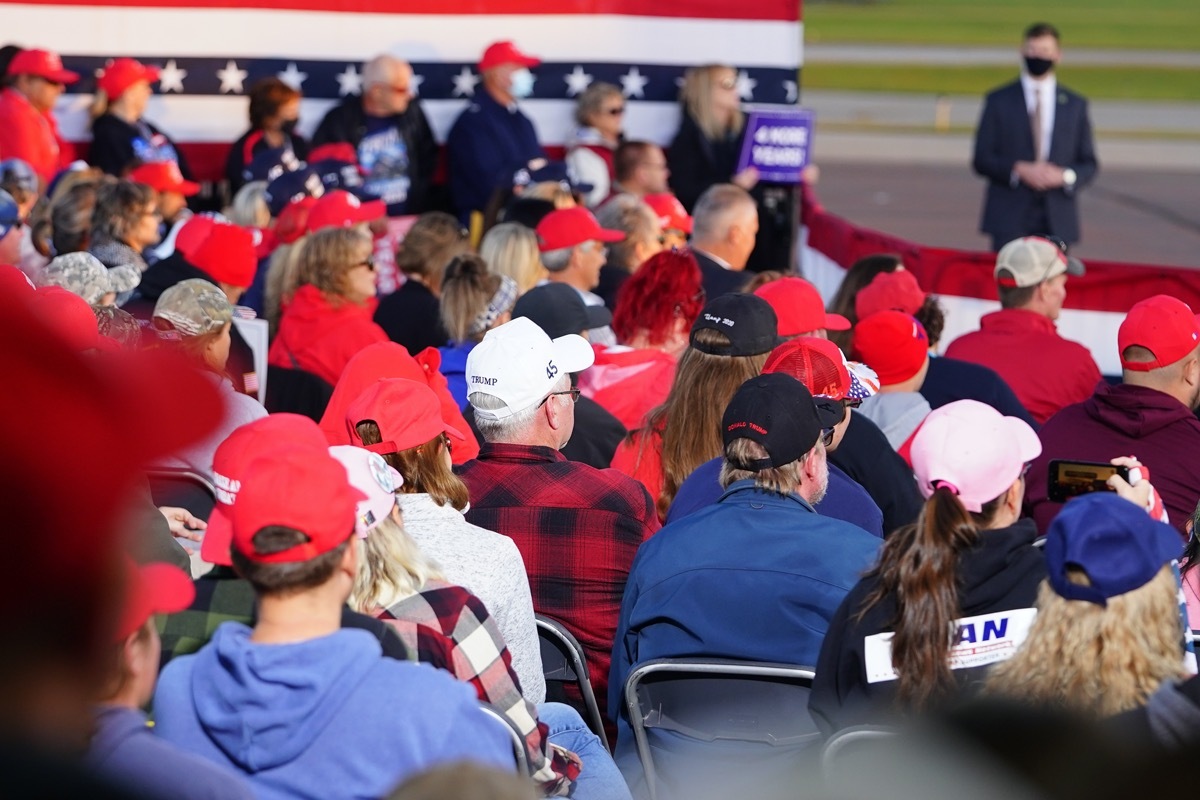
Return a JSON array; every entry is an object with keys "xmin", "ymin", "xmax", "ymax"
[
  {"xmin": 457, "ymin": 316, "xmax": 660, "ymax": 727},
  {"xmin": 944, "ymin": 235, "xmax": 1099, "ymax": 424}
]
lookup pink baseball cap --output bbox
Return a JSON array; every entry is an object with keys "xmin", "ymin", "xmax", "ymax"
[
  {"xmin": 909, "ymin": 399, "xmax": 1042, "ymax": 513},
  {"xmin": 328, "ymin": 445, "xmax": 403, "ymax": 537}
]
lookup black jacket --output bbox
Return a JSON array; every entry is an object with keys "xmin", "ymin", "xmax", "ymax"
[
  {"xmin": 90, "ymin": 113, "xmax": 193, "ymax": 179},
  {"xmin": 311, "ymin": 97, "xmax": 437, "ymax": 215},
  {"xmin": 921, "ymin": 355, "xmax": 1039, "ymax": 431},
  {"xmin": 692, "ymin": 249, "xmax": 749, "ymax": 300},
  {"xmin": 224, "ymin": 128, "xmax": 310, "ymax": 193},
  {"xmin": 829, "ymin": 411, "xmax": 923, "ymax": 535},
  {"xmin": 373, "ymin": 280, "xmax": 447, "ymax": 355},
  {"xmin": 809, "ymin": 518, "xmax": 1046, "ymax": 736}
]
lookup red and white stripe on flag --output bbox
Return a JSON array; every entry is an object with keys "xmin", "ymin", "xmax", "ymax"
[{"xmin": 4, "ymin": 0, "xmax": 803, "ymax": 175}]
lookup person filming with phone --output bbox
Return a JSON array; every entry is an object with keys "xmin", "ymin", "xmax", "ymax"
[{"xmin": 1026, "ymin": 295, "xmax": 1200, "ymax": 539}]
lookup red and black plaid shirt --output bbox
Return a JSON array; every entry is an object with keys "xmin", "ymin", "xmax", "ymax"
[{"xmin": 458, "ymin": 443, "xmax": 660, "ymax": 720}]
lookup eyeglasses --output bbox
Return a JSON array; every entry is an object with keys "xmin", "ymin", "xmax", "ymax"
[
  {"xmin": 1021, "ymin": 461, "xmax": 1033, "ymax": 478},
  {"xmin": 143, "ymin": 208, "xmax": 162, "ymax": 219},
  {"xmin": 604, "ymin": 105, "xmax": 626, "ymax": 116},
  {"xmin": 821, "ymin": 428, "xmax": 835, "ymax": 447},
  {"xmin": 581, "ymin": 241, "xmax": 608, "ymax": 258},
  {"xmin": 539, "ymin": 388, "xmax": 581, "ymax": 408},
  {"xmin": 842, "ymin": 397, "xmax": 863, "ymax": 409},
  {"xmin": 718, "ymin": 77, "xmax": 737, "ymax": 90},
  {"xmin": 353, "ymin": 254, "xmax": 376, "ymax": 272}
]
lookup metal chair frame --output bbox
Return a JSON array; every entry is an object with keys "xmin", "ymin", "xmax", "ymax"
[{"xmin": 535, "ymin": 615, "xmax": 610, "ymax": 751}]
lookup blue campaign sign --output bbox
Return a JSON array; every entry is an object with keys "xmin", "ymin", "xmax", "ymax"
[{"xmin": 736, "ymin": 108, "xmax": 815, "ymax": 184}]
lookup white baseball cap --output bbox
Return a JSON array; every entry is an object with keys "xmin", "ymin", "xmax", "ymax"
[{"xmin": 466, "ymin": 317, "xmax": 595, "ymax": 420}]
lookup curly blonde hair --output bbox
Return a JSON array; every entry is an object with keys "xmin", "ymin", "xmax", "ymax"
[{"xmin": 985, "ymin": 566, "xmax": 1185, "ymax": 717}]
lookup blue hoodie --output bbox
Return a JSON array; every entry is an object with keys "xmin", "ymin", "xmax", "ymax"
[
  {"xmin": 153, "ymin": 623, "xmax": 512, "ymax": 800},
  {"xmin": 438, "ymin": 340, "xmax": 476, "ymax": 411}
]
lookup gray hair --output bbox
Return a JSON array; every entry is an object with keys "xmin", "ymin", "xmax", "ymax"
[
  {"xmin": 719, "ymin": 437, "xmax": 813, "ymax": 495},
  {"xmin": 575, "ymin": 81, "xmax": 622, "ymax": 127},
  {"xmin": 691, "ymin": 183, "xmax": 755, "ymax": 243},
  {"xmin": 596, "ymin": 194, "xmax": 659, "ymax": 271},
  {"xmin": 470, "ymin": 374, "xmax": 570, "ymax": 443},
  {"xmin": 541, "ymin": 246, "xmax": 573, "ymax": 273},
  {"xmin": 363, "ymin": 54, "xmax": 405, "ymax": 88}
]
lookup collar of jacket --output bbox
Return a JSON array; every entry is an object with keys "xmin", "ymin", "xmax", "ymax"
[{"xmin": 716, "ymin": 478, "xmax": 816, "ymax": 512}]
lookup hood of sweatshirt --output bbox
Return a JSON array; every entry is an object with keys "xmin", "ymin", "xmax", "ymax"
[
  {"xmin": 957, "ymin": 519, "xmax": 1046, "ymax": 612},
  {"xmin": 1084, "ymin": 382, "xmax": 1195, "ymax": 439},
  {"xmin": 188, "ymin": 624, "xmax": 381, "ymax": 773}
]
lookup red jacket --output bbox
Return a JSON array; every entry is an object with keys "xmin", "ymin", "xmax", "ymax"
[
  {"xmin": 0, "ymin": 88, "xmax": 73, "ymax": 184},
  {"xmin": 268, "ymin": 284, "xmax": 388, "ymax": 386},
  {"xmin": 578, "ymin": 345, "xmax": 675, "ymax": 430},
  {"xmin": 944, "ymin": 308, "xmax": 1100, "ymax": 424}
]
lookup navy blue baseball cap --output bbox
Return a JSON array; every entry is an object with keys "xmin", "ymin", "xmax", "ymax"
[
  {"xmin": 263, "ymin": 166, "xmax": 325, "ymax": 218},
  {"xmin": 242, "ymin": 145, "xmax": 302, "ymax": 185},
  {"xmin": 0, "ymin": 159, "xmax": 37, "ymax": 195},
  {"xmin": 1045, "ymin": 492, "xmax": 1183, "ymax": 607},
  {"xmin": 0, "ymin": 189, "xmax": 20, "ymax": 240}
]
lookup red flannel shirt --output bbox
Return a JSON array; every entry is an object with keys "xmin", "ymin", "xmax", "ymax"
[
  {"xmin": 457, "ymin": 442, "xmax": 660, "ymax": 722},
  {"xmin": 944, "ymin": 308, "xmax": 1101, "ymax": 425}
]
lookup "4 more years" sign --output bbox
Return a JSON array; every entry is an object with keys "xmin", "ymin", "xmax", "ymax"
[{"xmin": 736, "ymin": 107, "xmax": 815, "ymax": 184}]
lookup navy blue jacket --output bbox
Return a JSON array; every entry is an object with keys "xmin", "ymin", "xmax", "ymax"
[
  {"xmin": 610, "ymin": 481, "xmax": 880, "ymax": 796},
  {"xmin": 921, "ymin": 354, "xmax": 1038, "ymax": 430},
  {"xmin": 972, "ymin": 79, "xmax": 1098, "ymax": 245},
  {"xmin": 666, "ymin": 456, "xmax": 884, "ymax": 538},
  {"xmin": 446, "ymin": 90, "xmax": 544, "ymax": 218}
]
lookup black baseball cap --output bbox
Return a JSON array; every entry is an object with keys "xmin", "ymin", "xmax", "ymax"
[
  {"xmin": 690, "ymin": 293, "xmax": 783, "ymax": 357},
  {"xmin": 722, "ymin": 373, "xmax": 830, "ymax": 471},
  {"xmin": 512, "ymin": 282, "xmax": 612, "ymax": 339}
]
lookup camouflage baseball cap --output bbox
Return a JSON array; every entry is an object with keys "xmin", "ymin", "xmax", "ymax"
[
  {"xmin": 37, "ymin": 252, "xmax": 140, "ymax": 305},
  {"xmin": 153, "ymin": 278, "xmax": 232, "ymax": 337},
  {"xmin": 93, "ymin": 305, "xmax": 144, "ymax": 350}
]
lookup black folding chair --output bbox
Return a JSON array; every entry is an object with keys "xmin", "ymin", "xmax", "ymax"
[
  {"xmin": 264, "ymin": 365, "xmax": 333, "ymax": 421},
  {"xmin": 145, "ymin": 468, "xmax": 217, "ymax": 522},
  {"xmin": 536, "ymin": 615, "xmax": 610, "ymax": 751},
  {"xmin": 820, "ymin": 725, "xmax": 897, "ymax": 779},
  {"xmin": 623, "ymin": 658, "xmax": 820, "ymax": 800}
]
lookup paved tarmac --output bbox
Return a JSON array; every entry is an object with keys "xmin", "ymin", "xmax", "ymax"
[{"xmin": 804, "ymin": 43, "xmax": 1200, "ymax": 68}]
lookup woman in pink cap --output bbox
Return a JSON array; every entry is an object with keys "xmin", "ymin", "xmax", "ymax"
[
  {"xmin": 89, "ymin": 57, "xmax": 191, "ymax": 180},
  {"xmin": 809, "ymin": 399, "xmax": 1046, "ymax": 735}
]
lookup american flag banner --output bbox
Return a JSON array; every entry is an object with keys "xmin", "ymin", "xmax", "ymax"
[{"xmin": 5, "ymin": 0, "xmax": 803, "ymax": 180}]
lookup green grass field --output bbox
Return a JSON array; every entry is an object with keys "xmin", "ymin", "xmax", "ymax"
[
  {"xmin": 802, "ymin": 64, "xmax": 1200, "ymax": 102},
  {"xmin": 804, "ymin": 0, "xmax": 1200, "ymax": 50}
]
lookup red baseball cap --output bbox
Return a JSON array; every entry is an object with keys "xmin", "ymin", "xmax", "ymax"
[
  {"xmin": 202, "ymin": 414, "xmax": 330, "ymax": 566},
  {"xmin": 96, "ymin": 57, "xmax": 159, "ymax": 99},
  {"xmin": 851, "ymin": 310, "xmax": 930, "ymax": 386},
  {"xmin": 643, "ymin": 193, "xmax": 693, "ymax": 235},
  {"xmin": 190, "ymin": 222, "xmax": 257, "ymax": 289},
  {"xmin": 115, "ymin": 557, "xmax": 194, "ymax": 641},
  {"xmin": 764, "ymin": 337, "xmax": 852, "ymax": 400},
  {"xmin": 306, "ymin": 190, "xmax": 386, "ymax": 234},
  {"xmin": 31, "ymin": 287, "xmax": 112, "ymax": 352},
  {"xmin": 230, "ymin": 448, "xmax": 367, "ymax": 565},
  {"xmin": 479, "ymin": 41, "xmax": 540, "ymax": 72},
  {"xmin": 1118, "ymin": 295, "xmax": 1200, "ymax": 372},
  {"xmin": 128, "ymin": 161, "xmax": 199, "ymax": 197},
  {"xmin": 754, "ymin": 277, "xmax": 850, "ymax": 337},
  {"xmin": 275, "ymin": 196, "xmax": 317, "ymax": 244},
  {"xmin": 535, "ymin": 207, "xmax": 624, "ymax": 252},
  {"xmin": 175, "ymin": 215, "xmax": 216, "ymax": 260},
  {"xmin": 7, "ymin": 48, "xmax": 79, "ymax": 84},
  {"xmin": 307, "ymin": 143, "xmax": 359, "ymax": 166},
  {"xmin": 346, "ymin": 378, "xmax": 466, "ymax": 455},
  {"xmin": 855, "ymin": 270, "xmax": 927, "ymax": 320},
  {"xmin": 0, "ymin": 265, "xmax": 36, "ymax": 296}
]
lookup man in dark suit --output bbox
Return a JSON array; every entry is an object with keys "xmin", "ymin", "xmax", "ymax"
[
  {"xmin": 688, "ymin": 183, "xmax": 758, "ymax": 298},
  {"xmin": 972, "ymin": 23, "xmax": 1099, "ymax": 251}
]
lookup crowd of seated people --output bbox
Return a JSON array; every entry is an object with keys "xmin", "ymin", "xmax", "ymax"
[{"xmin": 4, "ymin": 37, "xmax": 1200, "ymax": 800}]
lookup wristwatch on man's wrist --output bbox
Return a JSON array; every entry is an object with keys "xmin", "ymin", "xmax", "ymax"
[{"xmin": 1062, "ymin": 168, "xmax": 1077, "ymax": 188}]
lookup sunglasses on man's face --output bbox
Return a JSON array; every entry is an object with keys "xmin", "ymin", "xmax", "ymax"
[{"xmin": 354, "ymin": 254, "xmax": 376, "ymax": 272}]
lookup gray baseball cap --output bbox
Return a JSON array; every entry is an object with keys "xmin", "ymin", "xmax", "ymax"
[
  {"xmin": 37, "ymin": 252, "xmax": 140, "ymax": 305},
  {"xmin": 153, "ymin": 278, "xmax": 232, "ymax": 337}
]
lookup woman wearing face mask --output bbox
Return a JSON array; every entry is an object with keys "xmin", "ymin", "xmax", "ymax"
[
  {"xmin": 225, "ymin": 77, "xmax": 309, "ymax": 194},
  {"xmin": 446, "ymin": 40, "xmax": 546, "ymax": 221},
  {"xmin": 90, "ymin": 58, "xmax": 193, "ymax": 181}
]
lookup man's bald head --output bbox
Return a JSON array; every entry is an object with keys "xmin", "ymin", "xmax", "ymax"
[
  {"xmin": 363, "ymin": 55, "xmax": 413, "ymax": 116},
  {"xmin": 690, "ymin": 184, "xmax": 758, "ymax": 270}
]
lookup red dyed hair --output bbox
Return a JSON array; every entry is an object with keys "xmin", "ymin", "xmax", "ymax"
[{"xmin": 612, "ymin": 249, "xmax": 704, "ymax": 346}]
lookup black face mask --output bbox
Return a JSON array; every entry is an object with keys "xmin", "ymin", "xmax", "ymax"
[
  {"xmin": 1024, "ymin": 56, "xmax": 1055, "ymax": 77},
  {"xmin": 279, "ymin": 118, "xmax": 299, "ymax": 136}
]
